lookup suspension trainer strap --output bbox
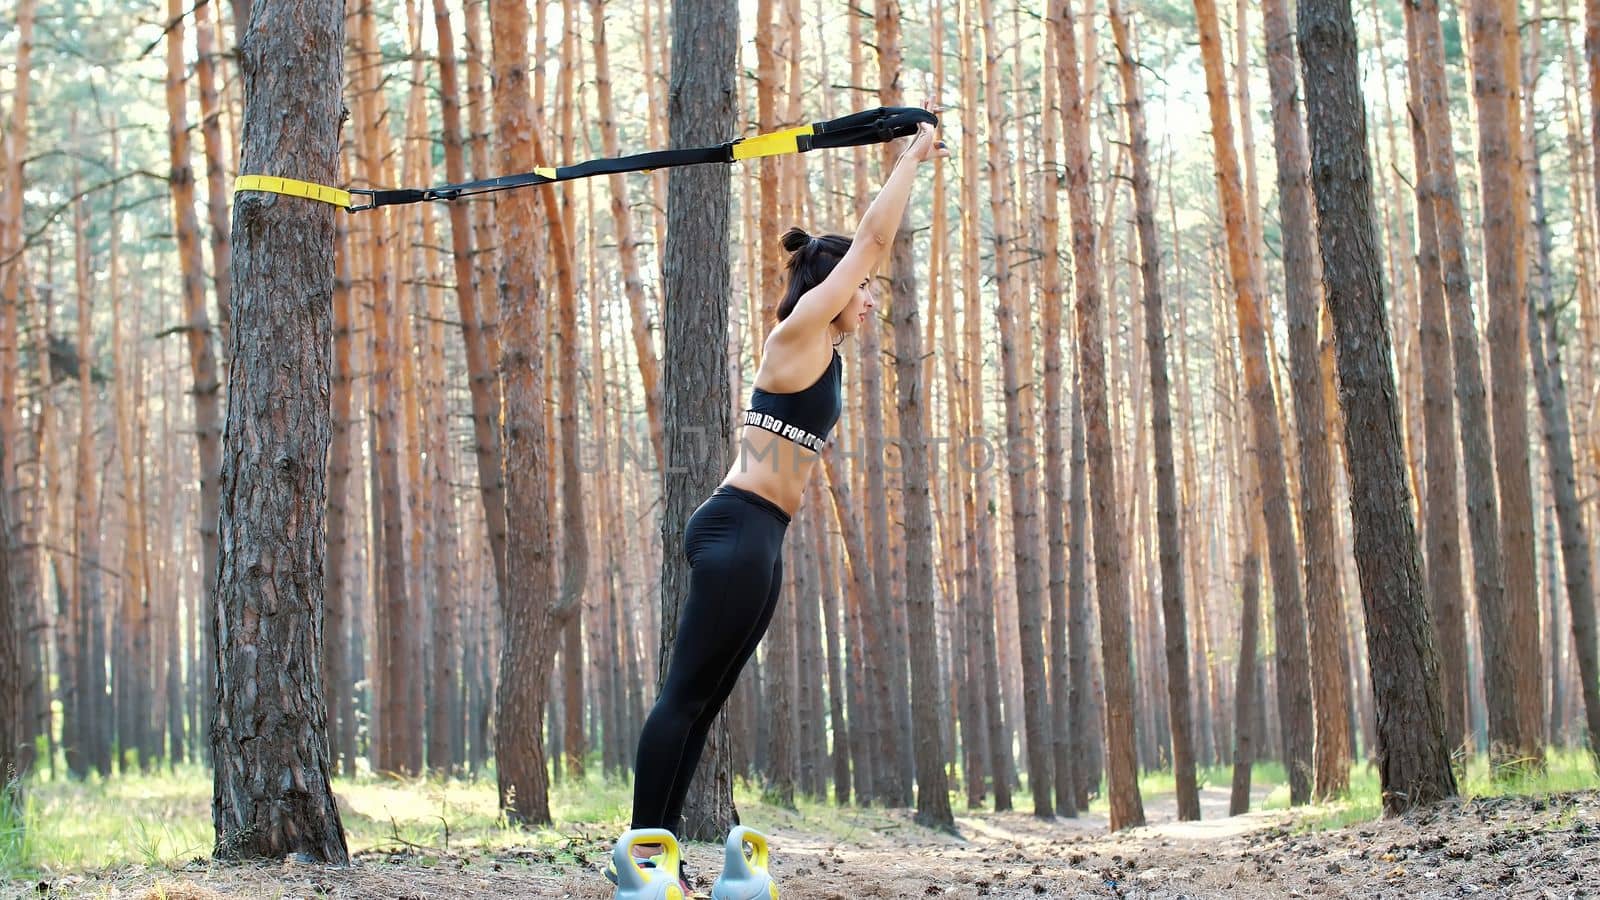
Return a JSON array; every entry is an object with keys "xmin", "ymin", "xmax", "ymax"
[{"xmin": 234, "ymin": 106, "xmax": 936, "ymax": 213}]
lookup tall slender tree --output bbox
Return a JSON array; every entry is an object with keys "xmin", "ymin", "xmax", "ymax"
[
  {"xmin": 211, "ymin": 0, "xmax": 348, "ymax": 861},
  {"xmin": 1108, "ymin": 0, "xmax": 1199, "ymax": 821},
  {"xmin": 1524, "ymin": 136, "xmax": 1600, "ymax": 762},
  {"xmin": 1467, "ymin": 0, "xmax": 1543, "ymax": 766},
  {"xmin": 1054, "ymin": 0, "xmax": 1144, "ymax": 830},
  {"xmin": 1297, "ymin": 0, "xmax": 1459, "ymax": 813},
  {"xmin": 983, "ymin": 0, "xmax": 1053, "ymax": 819},
  {"xmin": 1193, "ymin": 0, "xmax": 1316, "ymax": 803},
  {"xmin": 956, "ymin": 0, "xmax": 1012, "ymax": 812},
  {"xmin": 164, "ymin": 0, "xmax": 224, "ymax": 759},
  {"xmin": 489, "ymin": 0, "xmax": 559, "ymax": 824},
  {"xmin": 657, "ymin": 0, "xmax": 739, "ymax": 839},
  {"xmin": 1408, "ymin": 0, "xmax": 1509, "ymax": 759},
  {"xmin": 1037, "ymin": 12, "xmax": 1079, "ymax": 821},
  {"xmin": 890, "ymin": 158, "xmax": 955, "ymax": 830},
  {"xmin": 0, "ymin": 435, "xmax": 15, "ymax": 796},
  {"xmin": 1401, "ymin": 3, "xmax": 1469, "ymax": 751},
  {"xmin": 72, "ymin": 175, "xmax": 109, "ymax": 777},
  {"xmin": 1261, "ymin": 0, "xmax": 1351, "ymax": 798}
]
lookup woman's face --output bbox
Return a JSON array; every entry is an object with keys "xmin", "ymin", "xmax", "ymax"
[{"xmin": 834, "ymin": 275, "xmax": 877, "ymax": 333}]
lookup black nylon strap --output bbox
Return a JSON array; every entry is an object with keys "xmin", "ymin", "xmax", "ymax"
[{"xmin": 358, "ymin": 106, "xmax": 935, "ymax": 211}]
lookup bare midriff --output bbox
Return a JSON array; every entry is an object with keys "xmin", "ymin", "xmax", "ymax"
[{"xmin": 720, "ymin": 425, "xmax": 822, "ymax": 517}]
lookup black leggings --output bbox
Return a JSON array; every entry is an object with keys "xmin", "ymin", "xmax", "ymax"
[{"xmin": 631, "ymin": 484, "xmax": 790, "ymax": 831}]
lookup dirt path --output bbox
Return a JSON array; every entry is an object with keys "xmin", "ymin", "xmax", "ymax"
[{"xmin": 21, "ymin": 789, "xmax": 1600, "ymax": 898}]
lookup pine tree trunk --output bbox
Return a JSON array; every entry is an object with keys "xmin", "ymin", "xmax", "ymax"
[
  {"xmin": 589, "ymin": 0, "xmax": 664, "ymax": 471},
  {"xmin": 1108, "ymin": 0, "xmax": 1199, "ymax": 821},
  {"xmin": 1297, "ymin": 0, "xmax": 1459, "ymax": 812},
  {"xmin": 1230, "ymin": 548, "xmax": 1263, "ymax": 816},
  {"xmin": 657, "ymin": 0, "xmax": 737, "ymax": 838},
  {"xmin": 1525, "ymin": 144, "xmax": 1600, "ymax": 763},
  {"xmin": 462, "ymin": 1, "xmax": 510, "ymax": 601},
  {"xmin": 1408, "ymin": 0, "xmax": 1505, "ymax": 761},
  {"xmin": 396, "ymin": 24, "xmax": 429, "ymax": 758},
  {"xmin": 1036, "ymin": 15, "xmax": 1079, "ymax": 821},
  {"xmin": 1054, "ymin": 0, "xmax": 1143, "ymax": 830},
  {"xmin": 888, "ymin": 192, "xmax": 955, "ymax": 829},
  {"xmin": 1260, "ymin": 0, "xmax": 1352, "ymax": 799},
  {"xmin": 763, "ymin": 550, "xmax": 797, "ymax": 807},
  {"xmin": 1399, "ymin": 27, "xmax": 1470, "ymax": 756},
  {"xmin": 1467, "ymin": 0, "xmax": 1543, "ymax": 766},
  {"xmin": 955, "ymin": 0, "xmax": 1010, "ymax": 812},
  {"xmin": 0, "ymin": 433, "xmax": 15, "ymax": 797},
  {"xmin": 324, "ymin": 219, "xmax": 354, "ymax": 778},
  {"xmin": 72, "ymin": 177, "xmax": 110, "ymax": 777},
  {"xmin": 980, "ymin": 0, "xmax": 1052, "ymax": 819},
  {"xmin": 0, "ymin": 0, "xmax": 32, "ymax": 566},
  {"xmin": 1591, "ymin": 0, "xmax": 1599, "ymax": 254},
  {"xmin": 822, "ymin": 454, "xmax": 893, "ymax": 805},
  {"xmin": 793, "ymin": 510, "xmax": 821, "ymax": 799},
  {"xmin": 109, "ymin": 173, "xmax": 151, "ymax": 772},
  {"xmin": 489, "ymin": 0, "xmax": 558, "ymax": 825},
  {"xmin": 547, "ymin": 144, "xmax": 588, "ymax": 788},
  {"xmin": 195, "ymin": 0, "xmax": 234, "ymax": 355},
  {"xmin": 165, "ymin": 0, "xmax": 224, "ymax": 763},
  {"xmin": 1192, "ymin": 0, "xmax": 1316, "ymax": 804},
  {"xmin": 815, "ymin": 483, "xmax": 851, "ymax": 803},
  {"xmin": 354, "ymin": 0, "xmax": 418, "ymax": 775},
  {"xmin": 211, "ymin": 0, "xmax": 349, "ymax": 860}
]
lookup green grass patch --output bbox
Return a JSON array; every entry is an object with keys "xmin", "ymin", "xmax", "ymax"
[
  {"xmin": 5, "ymin": 749, "xmax": 1593, "ymax": 880},
  {"xmin": 0, "ymin": 766, "xmax": 888, "ymax": 880},
  {"xmin": 1293, "ymin": 747, "xmax": 1598, "ymax": 832}
]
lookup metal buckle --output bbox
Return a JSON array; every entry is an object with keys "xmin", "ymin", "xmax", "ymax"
[{"xmin": 347, "ymin": 188, "xmax": 377, "ymax": 212}]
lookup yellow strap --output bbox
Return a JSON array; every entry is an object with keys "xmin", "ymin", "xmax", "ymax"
[
  {"xmin": 234, "ymin": 174, "xmax": 353, "ymax": 210},
  {"xmin": 730, "ymin": 124, "xmax": 815, "ymax": 161}
]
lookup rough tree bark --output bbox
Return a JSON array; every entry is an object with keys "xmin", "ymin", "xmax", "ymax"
[
  {"xmin": 1260, "ymin": 0, "xmax": 1352, "ymax": 800},
  {"xmin": 1408, "ymin": 0, "xmax": 1507, "ymax": 759},
  {"xmin": 1037, "ymin": 15, "xmax": 1079, "ymax": 821},
  {"xmin": 656, "ymin": 0, "xmax": 738, "ymax": 840},
  {"xmin": 1297, "ymin": 0, "xmax": 1460, "ymax": 813},
  {"xmin": 489, "ymin": 0, "xmax": 558, "ymax": 825},
  {"xmin": 956, "ymin": 0, "xmax": 1012, "ymax": 812},
  {"xmin": 1054, "ymin": 0, "xmax": 1144, "ymax": 830},
  {"xmin": 1401, "ymin": 8, "xmax": 1469, "ymax": 752},
  {"xmin": 72, "ymin": 175, "xmax": 110, "ymax": 777},
  {"xmin": 195, "ymin": 0, "xmax": 234, "ymax": 353},
  {"xmin": 211, "ymin": 0, "xmax": 349, "ymax": 861},
  {"xmin": 589, "ymin": 0, "xmax": 664, "ymax": 471},
  {"xmin": 1108, "ymin": 0, "xmax": 1199, "ymax": 821},
  {"xmin": 432, "ymin": 0, "xmax": 508, "ymax": 601},
  {"xmin": 164, "ymin": 0, "xmax": 224, "ymax": 761},
  {"xmin": 1467, "ymin": 0, "xmax": 1543, "ymax": 766},
  {"xmin": 0, "ymin": 436, "xmax": 15, "ymax": 794},
  {"xmin": 890, "ymin": 187, "xmax": 955, "ymax": 830},
  {"xmin": 1525, "ymin": 149, "xmax": 1600, "ymax": 763},
  {"xmin": 1194, "ymin": 0, "xmax": 1316, "ymax": 803},
  {"xmin": 324, "ymin": 219, "xmax": 354, "ymax": 777},
  {"xmin": 983, "ymin": 0, "xmax": 1053, "ymax": 819}
]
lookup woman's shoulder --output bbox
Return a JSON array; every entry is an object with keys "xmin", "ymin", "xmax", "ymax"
[{"xmin": 756, "ymin": 325, "xmax": 835, "ymax": 392}]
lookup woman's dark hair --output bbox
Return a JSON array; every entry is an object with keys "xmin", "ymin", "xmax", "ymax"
[{"xmin": 776, "ymin": 227, "xmax": 852, "ymax": 321}]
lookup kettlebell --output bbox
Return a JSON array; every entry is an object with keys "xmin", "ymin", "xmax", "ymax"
[
  {"xmin": 710, "ymin": 825, "xmax": 779, "ymax": 900},
  {"xmin": 611, "ymin": 828, "xmax": 687, "ymax": 900}
]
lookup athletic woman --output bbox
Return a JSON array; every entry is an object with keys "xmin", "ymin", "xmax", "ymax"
[{"xmin": 608, "ymin": 115, "xmax": 947, "ymax": 896}]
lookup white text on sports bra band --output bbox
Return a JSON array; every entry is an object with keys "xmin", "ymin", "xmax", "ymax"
[{"xmin": 743, "ymin": 410, "xmax": 827, "ymax": 452}]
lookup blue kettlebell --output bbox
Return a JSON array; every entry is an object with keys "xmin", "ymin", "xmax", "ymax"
[
  {"xmin": 711, "ymin": 826, "xmax": 778, "ymax": 900},
  {"xmin": 611, "ymin": 828, "xmax": 687, "ymax": 900}
]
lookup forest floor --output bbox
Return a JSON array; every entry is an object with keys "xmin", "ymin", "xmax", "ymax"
[{"xmin": 9, "ymin": 759, "xmax": 1600, "ymax": 899}]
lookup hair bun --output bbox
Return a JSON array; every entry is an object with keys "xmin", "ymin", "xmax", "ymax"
[{"xmin": 781, "ymin": 227, "xmax": 812, "ymax": 254}]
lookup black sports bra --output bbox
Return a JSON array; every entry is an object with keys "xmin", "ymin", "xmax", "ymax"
[{"xmin": 742, "ymin": 349, "xmax": 843, "ymax": 452}]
